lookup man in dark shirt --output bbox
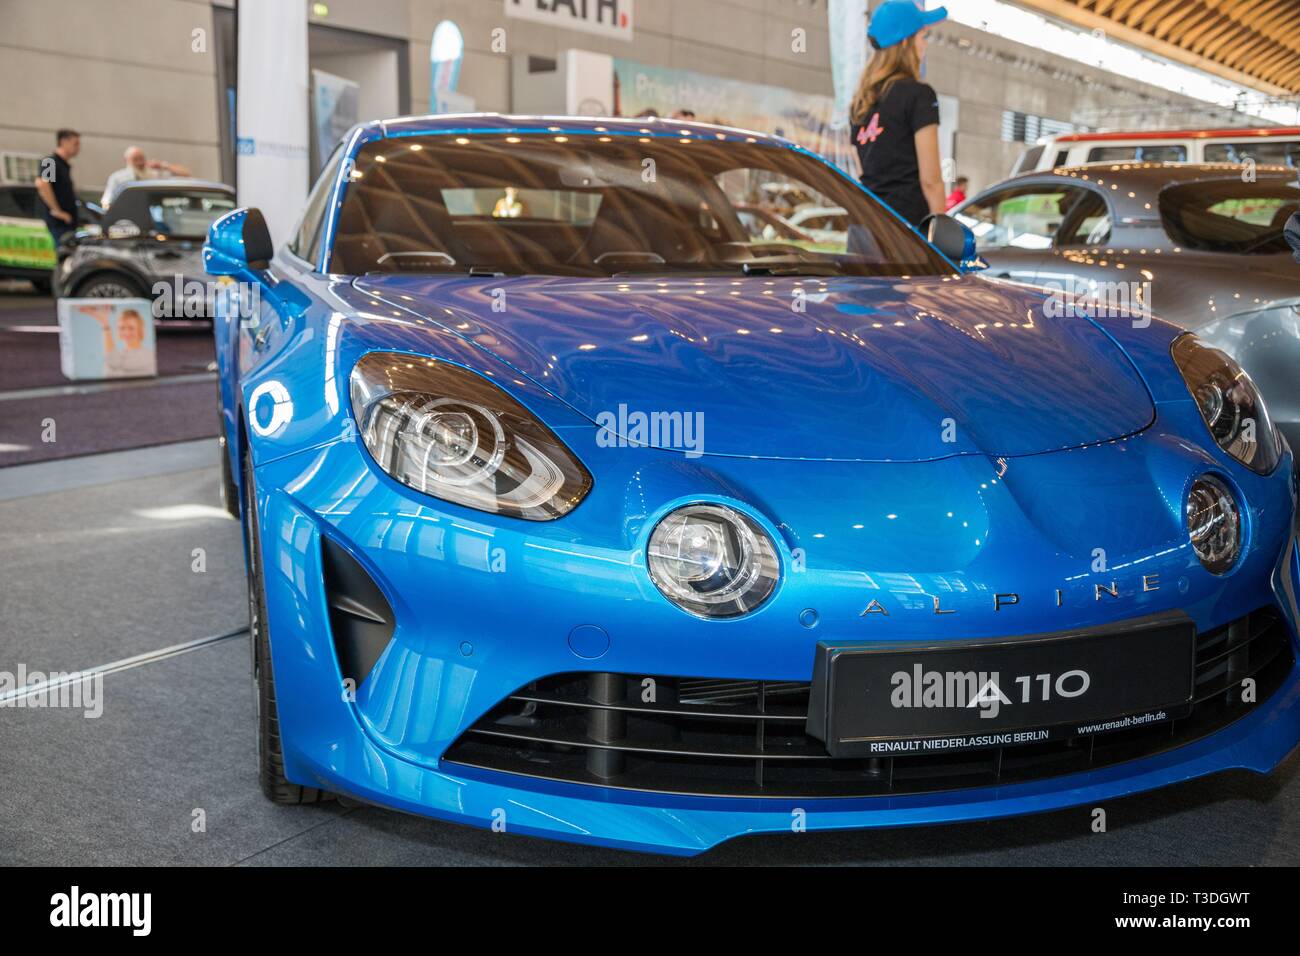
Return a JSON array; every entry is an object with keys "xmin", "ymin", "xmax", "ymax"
[
  {"xmin": 1286, "ymin": 209, "xmax": 1300, "ymax": 264},
  {"xmin": 35, "ymin": 128, "xmax": 81, "ymax": 246}
]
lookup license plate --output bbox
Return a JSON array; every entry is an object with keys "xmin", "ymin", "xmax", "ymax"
[{"xmin": 806, "ymin": 611, "xmax": 1196, "ymax": 758}]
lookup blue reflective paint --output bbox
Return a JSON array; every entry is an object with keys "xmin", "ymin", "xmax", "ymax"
[{"xmin": 209, "ymin": 114, "xmax": 1300, "ymax": 855}]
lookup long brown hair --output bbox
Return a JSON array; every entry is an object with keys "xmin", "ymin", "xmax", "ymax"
[{"xmin": 850, "ymin": 36, "xmax": 921, "ymax": 125}]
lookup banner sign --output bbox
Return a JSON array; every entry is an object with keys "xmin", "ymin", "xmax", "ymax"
[
  {"xmin": 612, "ymin": 60, "xmax": 850, "ymax": 169},
  {"xmin": 237, "ymin": 0, "xmax": 310, "ymax": 247},
  {"xmin": 311, "ymin": 69, "xmax": 359, "ymax": 176},
  {"xmin": 505, "ymin": 0, "xmax": 633, "ymax": 41},
  {"xmin": 431, "ymin": 19, "xmax": 465, "ymax": 107},
  {"xmin": 827, "ymin": 0, "xmax": 867, "ymax": 176}
]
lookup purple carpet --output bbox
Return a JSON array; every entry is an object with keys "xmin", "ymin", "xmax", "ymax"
[
  {"xmin": 0, "ymin": 299, "xmax": 220, "ymax": 465},
  {"xmin": 0, "ymin": 303, "xmax": 216, "ymax": 390}
]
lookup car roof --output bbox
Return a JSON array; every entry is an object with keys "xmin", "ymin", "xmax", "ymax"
[
  {"xmin": 967, "ymin": 162, "xmax": 1297, "ymax": 221},
  {"xmin": 367, "ymin": 112, "xmax": 789, "ymax": 148},
  {"xmin": 1016, "ymin": 161, "xmax": 1294, "ymax": 184},
  {"xmin": 1051, "ymin": 126, "xmax": 1300, "ymax": 143},
  {"xmin": 113, "ymin": 177, "xmax": 233, "ymax": 194}
]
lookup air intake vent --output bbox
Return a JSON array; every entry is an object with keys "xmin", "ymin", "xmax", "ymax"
[
  {"xmin": 320, "ymin": 536, "xmax": 395, "ymax": 688},
  {"xmin": 443, "ymin": 607, "xmax": 1292, "ymax": 799}
]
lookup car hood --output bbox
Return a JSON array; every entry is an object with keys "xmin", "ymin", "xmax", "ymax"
[
  {"xmin": 353, "ymin": 273, "xmax": 1155, "ymax": 462},
  {"xmin": 1037, "ymin": 249, "xmax": 1299, "ymax": 331}
]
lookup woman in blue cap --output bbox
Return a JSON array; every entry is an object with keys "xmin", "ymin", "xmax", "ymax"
[{"xmin": 850, "ymin": 1, "xmax": 949, "ymax": 226}]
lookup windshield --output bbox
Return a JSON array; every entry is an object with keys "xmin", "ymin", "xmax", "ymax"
[
  {"xmin": 1159, "ymin": 179, "xmax": 1299, "ymax": 255},
  {"xmin": 146, "ymin": 191, "xmax": 236, "ymax": 239},
  {"xmin": 328, "ymin": 133, "xmax": 951, "ymax": 277}
]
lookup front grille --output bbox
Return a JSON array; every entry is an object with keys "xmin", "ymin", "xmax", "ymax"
[{"xmin": 442, "ymin": 608, "xmax": 1294, "ymax": 798}]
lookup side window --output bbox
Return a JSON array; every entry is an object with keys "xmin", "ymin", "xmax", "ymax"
[
  {"xmin": 1087, "ymin": 145, "xmax": 1186, "ymax": 163},
  {"xmin": 289, "ymin": 146, "xmax": 344, "ymax": 266},
  {"xmin": 1014, "ymin": 145, "xmax": 1044, "ymax": 173},
  {"xmin": 1205, "ymin": 141, "xmax": 1300, "ymax": 168},
  {"xmin": 1087, "ymin": 146, "xmax": 1135, "ymax": 162},
  {"xmin": 1056, "ymin": 190, "xmax": 1111, "ymax": 246},
  {"xmin": 954, "ymin": 185, "xmax": 1084, "ymax": 251},
  {"xmin": 6, "ymin": 187, "xmax": 40, "ymax": 218},
  {"xmin": 0, "ymin": 188, "xmax": 23, "ymax": 218},
  {"xmin": 714, "ymin": 168, "xmax": 848, "ymax": 253},
  {"xmin": 1139, "ymin": 145, "xmax": 1187, "ymax": 162}
]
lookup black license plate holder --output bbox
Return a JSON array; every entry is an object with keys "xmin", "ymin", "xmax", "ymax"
[{"xmin": 806, "ymin": 611, "xmax": 1196, "ymax": 758}]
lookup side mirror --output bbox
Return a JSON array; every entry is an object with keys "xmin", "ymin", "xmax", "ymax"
[
  {"xmin": 205, "ymin": 207, "xmax": 274, "ymax": 276},
  {"xmin": 923, "ymin": 214, "xmax": 986, "ymax": 273}
]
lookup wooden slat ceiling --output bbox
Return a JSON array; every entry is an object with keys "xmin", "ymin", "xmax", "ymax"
[{"xmin": 1012, "ymin": 0, "xmax": 1300, "ymax": 95}]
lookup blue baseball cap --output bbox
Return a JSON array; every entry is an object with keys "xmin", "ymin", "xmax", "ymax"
[{"xmin": 868, "ymin": 1, "xmax": 947, "ymax": 50}]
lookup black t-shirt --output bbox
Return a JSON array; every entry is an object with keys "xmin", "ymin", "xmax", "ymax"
[
  {"xmin": 851, "ymin": 79, "xmax": 940, "ymax": 226},
  {"xmin": 41, "ymin": 152, "xmax": 77, "ymax": 230}
]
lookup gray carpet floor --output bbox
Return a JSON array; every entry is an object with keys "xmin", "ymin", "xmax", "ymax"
[{"xmin": 1, "ymin": 439, "xmax": 1298, "ymax": 865}]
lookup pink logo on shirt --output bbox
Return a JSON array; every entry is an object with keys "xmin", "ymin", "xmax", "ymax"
[{"xmin": 857, "ymin": 113, "xmax": 885, "ymax": 144}]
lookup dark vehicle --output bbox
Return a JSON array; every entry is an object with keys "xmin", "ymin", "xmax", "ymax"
[
  {"xmin": 57, "ymin": 178, "xmax": 235, "ymax": 322},
  {"xmin": 953, "ymin": 163, "xmax": 1300, "ymax": 447}
]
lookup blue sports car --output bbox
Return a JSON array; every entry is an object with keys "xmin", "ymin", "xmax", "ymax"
[{"xmin": 207, "ymin": 114, "xmax": 1300, "ymax": 856}]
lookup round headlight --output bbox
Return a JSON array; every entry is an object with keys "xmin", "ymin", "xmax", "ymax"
[
  {"xmin": 647, "ymin": 504, "xmax": 780, "ymax": 618},
  {"xmin": 1186, "ymin": 475, "xmax": 1240, "ymax": 575},
  {"xmin": 1171, "ymin": 335, "xmax": 1280, "ymax": 474},
  {"xmin": 349, "ymin": 353, "xmax": 592, "ymax": 520}
]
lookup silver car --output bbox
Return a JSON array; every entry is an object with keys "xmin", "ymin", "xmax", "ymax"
[
  {"xmin": 953, "ymin": 163, "xmax": 1300, "ymax": 447},
  {"xmin": 56, "ymin": 178, "xmax": 235, "ymax": 324}
]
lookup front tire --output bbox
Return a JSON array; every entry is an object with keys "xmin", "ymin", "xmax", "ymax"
[
  {"xmin": 72, "ymin": 271, "xmax": 145, "ymax": 299},
  {"xmin": 242, "ymin": 453, "xmax": 325, "ymax": 805},
  {"xmin": 217, "ymin": 406, "xmax": 239, "ymax": 519}
]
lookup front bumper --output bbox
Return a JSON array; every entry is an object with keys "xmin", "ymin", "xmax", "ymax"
[
  {"xmin": 250, "ymin": 418, "xmax": 1300, "ymax": 855},
  {"xmin": 289, "ymin": 661, "xmax": 1300, "ymax": 855}
]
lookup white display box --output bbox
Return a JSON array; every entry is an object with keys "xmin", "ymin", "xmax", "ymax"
[{"xmin": 57, "ymin": 298, "xmax": 158, "ymax": 380}]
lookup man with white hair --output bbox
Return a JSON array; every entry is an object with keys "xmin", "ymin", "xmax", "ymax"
[{"xmin": 100, "ymin": 146, "xmax": 191, "ymax": 207}]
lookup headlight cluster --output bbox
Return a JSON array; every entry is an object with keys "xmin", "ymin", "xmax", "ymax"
[
  {"xmin": 1172, "ymin": 334, "xmax": 1280, "ymax": 474},
  {"xmin": 1185, "ymin": 475, "xmax": 1240, "ymax": 575},
  {"xmin": 349, "ymin": 352, "xmax": 592, "ymax": 520},
  {"xmin": 647, "ymin": 504, "xmax": 780, "ymax": 618}
]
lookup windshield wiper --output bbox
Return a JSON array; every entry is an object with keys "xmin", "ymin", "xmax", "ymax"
[
  {"xmin": 741, "ymin": 261, "xmax": 843, "ymax": 277},
  {"xmin": 363, "ymin": 264, "xmax": 510, "ymax": 278}
]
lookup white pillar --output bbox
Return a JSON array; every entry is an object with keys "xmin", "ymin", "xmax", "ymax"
[{"xmin": 236, "ymin": 0, "xmax": 310, "ymax": 248}]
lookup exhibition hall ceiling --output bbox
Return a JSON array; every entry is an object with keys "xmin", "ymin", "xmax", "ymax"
[{"xmin": 1016, "ymin": 0, "xmax": 1300, "ymax": 94}]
